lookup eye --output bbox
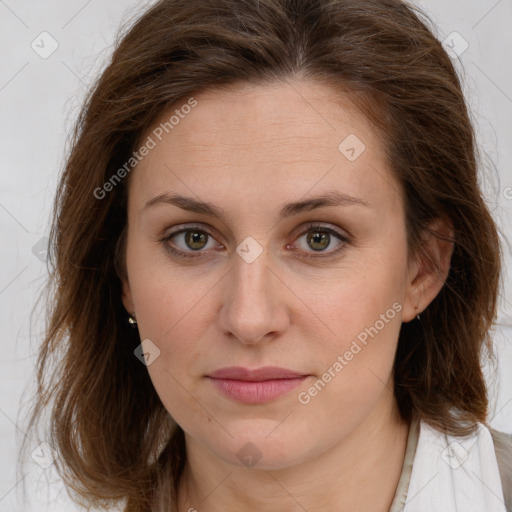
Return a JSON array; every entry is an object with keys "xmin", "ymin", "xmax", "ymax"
[
  {"xmin": 292, "ymin": 223, "xmax": 349, "ymax": 259},
  {"xmin": 161, "ymin": 223, "xmax": 350, "ymax": 260},
  {"xmin": 161, "ymin": 225, "xmax": 221, "ymax": 258}
]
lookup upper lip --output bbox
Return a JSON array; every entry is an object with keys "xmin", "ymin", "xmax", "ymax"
[{"xmin": 207, "ymin": 366, "xmax": 308, "ymax": 381}]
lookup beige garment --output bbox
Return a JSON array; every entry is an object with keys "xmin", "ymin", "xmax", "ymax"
[
  {"xmin": 388, "ymin": 414, "xmax": 420, "ymax": 512},
  {"xmin": 387, "ymin": 414, "xmax": 512, "ymax": 512},
  {"xmin": 489, "ymin": 427, "xmax": 512, "ymax": 512}
]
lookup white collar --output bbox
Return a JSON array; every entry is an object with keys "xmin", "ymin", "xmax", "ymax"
[{"xmin": 403, "ymin": 418, "xmax": 507, "ymax": 511}]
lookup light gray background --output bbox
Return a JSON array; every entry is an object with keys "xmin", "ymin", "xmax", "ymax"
[{"xmin": 1, "ymin": 0, "xmax": 511, "ymax": 510}]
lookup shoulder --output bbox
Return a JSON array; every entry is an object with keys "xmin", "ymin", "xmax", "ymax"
[{"xmin": 489, "ymin": 426, "xmax": 512, "ymax": 511}]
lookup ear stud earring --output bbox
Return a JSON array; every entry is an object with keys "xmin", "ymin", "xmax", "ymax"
[{"xmin": 128, "ymin": 313, "xmax": 138, "ymax": 327}]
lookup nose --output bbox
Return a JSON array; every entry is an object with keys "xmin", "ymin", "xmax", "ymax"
[{"xmin": 217, "ymin": 247, "xmax": 290, "ymax": 345}]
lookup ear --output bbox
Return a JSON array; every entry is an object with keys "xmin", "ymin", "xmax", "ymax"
[
  {"xmin": 115, "ymin": 228, "xmax": 135, "ymax": 315},
  {"xmin": 402, "ymin": 217, "xmax": 454, "ymax": 323},
  {"xmin": 121, "ymin": 278, "xmax": 135, "ymax": 315}
]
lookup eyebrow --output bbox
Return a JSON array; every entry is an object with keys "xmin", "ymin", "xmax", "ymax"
[{"xmin": 142, "ymin": 191, "xmax": 370, "ymax": 222}]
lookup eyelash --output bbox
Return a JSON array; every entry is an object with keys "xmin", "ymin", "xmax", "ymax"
[{"xmin": 160, "ymin": 223, "xmax": 350, "ymax": 260}]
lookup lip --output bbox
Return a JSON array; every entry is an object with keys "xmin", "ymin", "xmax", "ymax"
[
  {"xmin": 206, "ymin": 366, "xmax": 310, "ymax": 404},
  {"xmin": 208, "ymin": 366, "xmax": 307, "ymax": 381}
]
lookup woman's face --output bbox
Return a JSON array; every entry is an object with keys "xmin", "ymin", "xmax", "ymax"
[{"xmin": 122, "ymin": 79, "xmax": 422, "ymax": 469}]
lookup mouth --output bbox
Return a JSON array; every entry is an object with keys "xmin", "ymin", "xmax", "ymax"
[{"xmin": 206, "ymin": 366, "xmax": 310, "ymax": 404}]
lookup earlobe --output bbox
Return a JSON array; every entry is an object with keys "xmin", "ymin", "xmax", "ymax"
[{"xmin": 402, "ymin": 217, "xmax": 454, "ymax": 323}]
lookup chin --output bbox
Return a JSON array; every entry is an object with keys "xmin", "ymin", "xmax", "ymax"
[{"xmin": 205, "ymin": 423, "xmax": 315, "ymax": 470}]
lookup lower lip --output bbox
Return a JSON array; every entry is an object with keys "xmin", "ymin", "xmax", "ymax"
[{"xmin": 208, "ymin": 376, "xmax": 308, "ymax": 404}]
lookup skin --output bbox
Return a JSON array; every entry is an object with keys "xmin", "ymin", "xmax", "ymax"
[{"xmin": 121, "ymin": 79, "xmax": 453, "ymax": 511}]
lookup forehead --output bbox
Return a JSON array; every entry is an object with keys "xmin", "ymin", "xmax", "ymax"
[
  {"xmin": 130, "ymin": 79, "xmax": 402, "ymax": 218},
  {"xmin": 150, "ymin": 80, "xmax": 374, "ymax": 156}
]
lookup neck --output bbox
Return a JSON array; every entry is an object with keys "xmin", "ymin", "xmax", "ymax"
[{"xmin": 177, "ymin": 397, "xmax": 410, "ymax": 512}]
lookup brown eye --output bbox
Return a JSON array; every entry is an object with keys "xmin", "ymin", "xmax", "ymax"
[
  {"xmin": 162, "ymin": 226, "xmax": 220, "ymax": 258},
  {"xmin": 306, "ymin": 231, "xmax": 331, "ymax": 251},
  {"xmin": 184, "ymin": 230, "xmax": 209, "ymax": 250},
  {"xmin": 294, "ymin": 224, "xmax": 350, "ymax": 259}
]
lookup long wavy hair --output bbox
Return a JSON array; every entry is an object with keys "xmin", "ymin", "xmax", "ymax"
[{"xmin": 22, "ymin": 0, "xmax": 504, "ymax": 510}]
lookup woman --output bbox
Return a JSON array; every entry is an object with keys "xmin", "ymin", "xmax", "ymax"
[{"xmin": 24, "ymin": 0, "xmax": 512, "ymax": 510}]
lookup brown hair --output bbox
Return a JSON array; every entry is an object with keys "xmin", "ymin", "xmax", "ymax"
[{"xmin": 23, "ymin": 0, "xmax": 503, "ymax": 510}]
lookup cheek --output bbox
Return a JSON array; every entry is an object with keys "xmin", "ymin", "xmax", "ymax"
[
  {"xmin": 298, "ymin": 246, "xmax": 407, "ymax": 396},
  {"xmin": 307, "ymin": 296, "xmax": 402, "ymax": 401},
  {"xmin": 295, "ymin": 294, "xmax": 403, "ymax": 441},
  {"xmin": 132, "ymin": 273, "xmax": 212, "ymax": 428},
  {"xmin": 126, "ymin": 249, "xmax": 214, "ymax": 395},
  {"xmin": 127, "ymin": 234, "xmax": 217, "ymax": 342},
  {"xmin": 307, "ymin": 260, "xmax": 406, "ymax": 348},
  {"xmin": 133, "ymin": 275, "xmax": 212, "ymax": 375}
]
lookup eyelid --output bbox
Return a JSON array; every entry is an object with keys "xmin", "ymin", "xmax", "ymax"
[
  {"xmin": 291, "ymin": 223, "xmax": 350, "ymax": 259},
  {"xmin": 295, "ymin": 222, "xmax": 349, "ymax": 240}
]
